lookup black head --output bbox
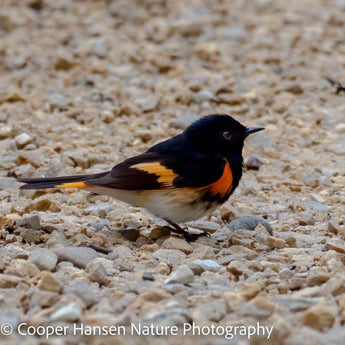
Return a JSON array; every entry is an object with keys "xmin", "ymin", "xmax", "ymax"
[{"xmin": 184, "ymin": 114, "xmax": 264, "ymax": 156}]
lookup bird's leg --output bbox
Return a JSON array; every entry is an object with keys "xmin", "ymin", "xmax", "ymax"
[{"xmin": 164, "ymin": 219, "xmax": 210, "ymax": 241}]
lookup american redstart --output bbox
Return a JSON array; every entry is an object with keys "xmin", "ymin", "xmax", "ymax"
[{"xmin": 19, "ymin": 114, "xmax": 264, "ymax": 240}]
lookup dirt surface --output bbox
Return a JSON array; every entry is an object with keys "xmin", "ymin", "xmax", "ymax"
[{"xmin": 1, "ymin": 0, "xmax": 345, "ymax": 344}]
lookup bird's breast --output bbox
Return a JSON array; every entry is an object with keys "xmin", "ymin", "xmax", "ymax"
[{"xmin": 198, "ymin": 159, "xmax": 233, "ymax": 204}]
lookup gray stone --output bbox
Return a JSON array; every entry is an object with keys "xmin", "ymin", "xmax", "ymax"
[
  {"xmin": 304, "ymin": 171, "xmax": 320, "ymax": 187},
  {"xmin": 319, "ymin": 176, "xmax": 332, "ymax": 187},
  {"xmin": 91, "ymin": 220, "xmax": 109, "ymax": 231},
  {"xmin": 303, "ymin": 201, "xmax": 329, "ymax": 212},
  {"xmin": 52, "ymin": 246, "xmax": 99, "ymax": 268},
  {"xmin": 46, "ymin": 231, "xmax": 69, "ymax": 248},
  {"xmin": 228, "ymin": 215, "xmax": 273, "ymax": 235},
  {"xmin": 187, "ymin": 220, "xmax": 221, "ymax": 233},
  {"xmin": 20, "ymin": 228, "xmax": 41, "ymax": 244},
  {"xmin": 165, "ymin": 265, "xmax": 194, "ymax": 284},
  {"xmin": 190, "ymin": 259, "xmax": 220, "ymax": 273},
  {"xmin": 18, "ymin": 215, "xmax": 40, "ymax": 230},
  {"xmin": 142, "ymin": 272, "xmax": 154, "ymax": 281},
  {"xmin": 87, "ymin": 262, "xmax": 108, "ymax": 286},
  {"xmin": 28, "ymin": 248, "xmax": 58, "ymax": 271},
  {"xmin": 64, "ymin": 279, "xmax": 99, "ymax": 307},
  {"xmin": 49, "ymin": 93, "xmax": 68, "ymax": 109}
]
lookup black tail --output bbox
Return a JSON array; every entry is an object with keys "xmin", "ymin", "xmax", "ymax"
[{"xmin": 18, "ymin": 172, "xmax": 108, "ymax": 190}]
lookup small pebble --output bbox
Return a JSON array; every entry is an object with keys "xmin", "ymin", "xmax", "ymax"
[
  {"xmin": 38, "ymin": 272, "xmax": 63, "ymax": 293},
  {"xmin": 165, "ymin": 265, "xmax": 194, "ymax": 284},
  {"xmin": 267, "ymin": 236, "xmax": 286, "ymax": 249},
  {"xmin": 149, "ymin": 226, "xmax": 171, "ymax": 239},
  {"xmin": 15, "ymin": 133, "xmax": 32, "ymax": 148},
  {"xmin": 303, "ymin": 171, "xmax": 320, "ymax": 188},
  {"xmin": 52, "ymin": 246, "xmax": 99, "ymax": 268},
  {"xmin": 298, "ymin": 213, "xmax": 315, "ymax": 226},
  {"xmin": 18, "ymin": 215, "xmax": 40, "ymax": 230},
  {"xmin": 118, "ymin": 228, "xmax": 140, "ymax": 241},
  {"xmin": 142, "ymin": 272, "xmax": 155, "ymax": 281},
  {"xmin": 193, "ymin": 90, "xmax": 218, "ymax": 103},
  {"xmin": 0, "ymin": 126, "xmax": 12, "ymax": 138},
  {"xmin": 187, "ymin": 220, "xmax": 221, "ymax": 233},
  {"xmin": 91, "ymin": 220, "xmax": 109, "ymax": 231},
  {"xmin": 228, "ymin": 215, "xmax": 273, "ymax": 235},
  {"xmin": 328, "ymin": 219, "xmax": 340, "ymax": 234},
  {"xmin": 50, "ymin": 302, "xmax": 82, "ymax": 322},
  {"xmin": 86, "ymin": 261, "xmax": 108, "ymax": 286},
  {"xmin": 302, "ymin": 302, "xmax": 335, "ymax": 332},
  {"xmin": 246, "ymin": 155, "xmax": 262, "ymax": 170},
  {"xmin": 325, "ymin": 240, "xmax": 345, "ymax": 254},
  {"xmin": 161, "ymin": 237, "xmax": 194, "ymax": 254},
  {"xmin": 28, "ymin": 248, "xmax": 58, "ymax": 271},
  {"xmin": 64, "ymin": 279, "xmax": 99, "ymax": 307},
  {"xmin": 190, "ymin": 259, "xmax": 220, "ymax": 273}
]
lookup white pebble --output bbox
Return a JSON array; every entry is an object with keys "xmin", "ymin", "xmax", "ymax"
[{"xmin": 15, "ymin": 133, "xmax": 32, "ymax": 147}]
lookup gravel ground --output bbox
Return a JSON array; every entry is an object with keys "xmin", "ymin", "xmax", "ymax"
[{"xmin": 1, "ymin": 0, "xmax": 345, "ymax": 344}]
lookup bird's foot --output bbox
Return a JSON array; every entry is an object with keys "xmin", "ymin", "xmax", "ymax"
[
  {"xmin": 164, "ymin": 219, "xmax": 210, "ymax": 242},
  {"xmin": 183, "ymin": 231, "xmax": 210, "ymax": 241}
]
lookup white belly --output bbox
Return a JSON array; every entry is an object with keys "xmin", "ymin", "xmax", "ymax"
[{"xmin": 87, "ymin": 187, "xmax": 217, "ymax": 223}]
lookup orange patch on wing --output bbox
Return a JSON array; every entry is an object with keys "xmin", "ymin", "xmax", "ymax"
[
  {"xmin": 202, "ymin": 160, "xmax": 233, "ymax": 197},
  {"xmin": 132, "ymin": 162, "xmax": 178, "ymax": 188},
  {"xmin": 55, "ymin": 182, "xmax": 90, "ymax": 188}
]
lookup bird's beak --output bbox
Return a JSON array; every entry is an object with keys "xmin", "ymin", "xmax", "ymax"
[{"xmin": 245, "ymin": 127, "xmax": 265, "ymax": 136}]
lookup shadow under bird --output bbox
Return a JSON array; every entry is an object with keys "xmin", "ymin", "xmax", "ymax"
[{"xmin": 19, "ymin": 114, "xmax": 264, "ymax": 240}]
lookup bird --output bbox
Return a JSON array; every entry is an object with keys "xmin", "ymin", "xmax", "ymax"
[{"xmin": 18, "ymin": 114, "xmax": 264, "ymax": 240}]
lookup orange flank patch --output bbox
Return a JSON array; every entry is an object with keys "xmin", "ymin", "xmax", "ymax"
[
  {"xmin": 131, "ymin": 162, "xmax": 178, "ymax": 188},
  {"xmin": 55, "ymin": 182, "xmax": 90, "ymax": 188},
  {"xmin": 202, "ymin": 160, "xmax": 233, "ymax": 197}
]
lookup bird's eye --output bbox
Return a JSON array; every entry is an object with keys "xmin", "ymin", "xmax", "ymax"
[{"xmin": 223, "ymin": 131, "xmax": 232, "ymax": 140}]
